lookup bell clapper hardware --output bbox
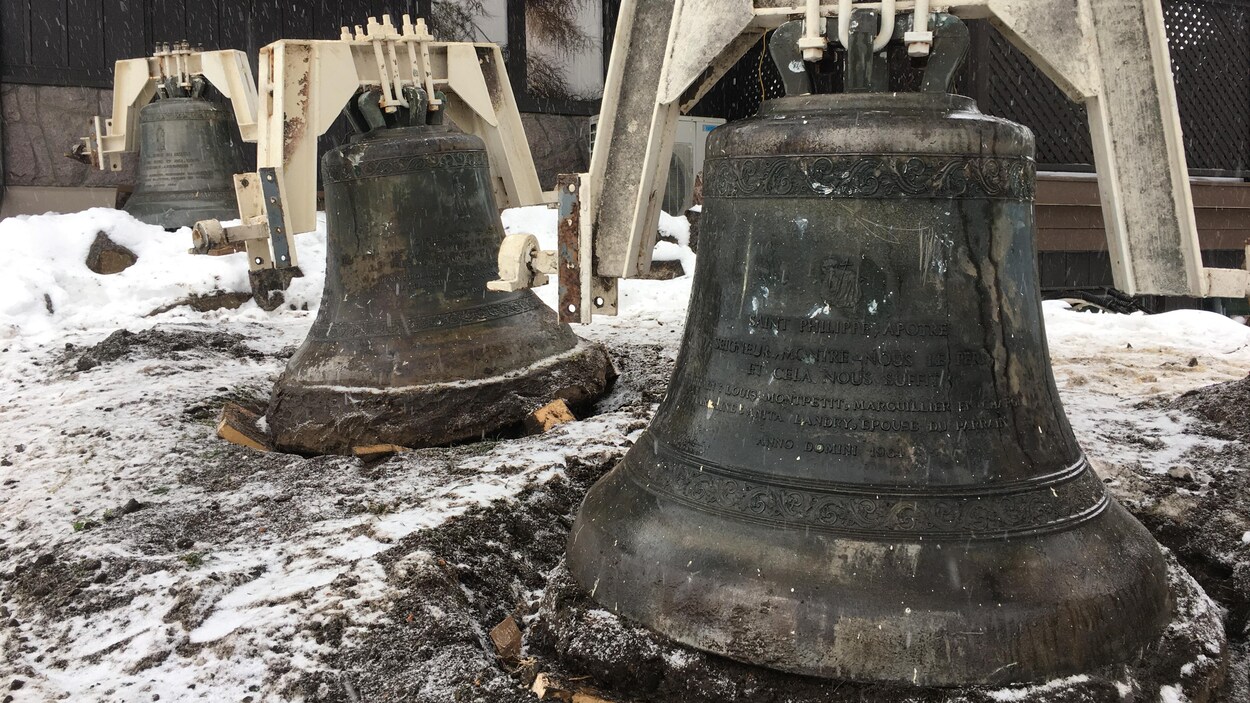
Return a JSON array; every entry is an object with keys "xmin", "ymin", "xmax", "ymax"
[
  {"xmin": 192, "ymin": 14, "xmax": 548, "ymax": 310},
  {"xmin": 493, "ymin": 0, "xmax": 1250, "ymax": 324},
  {"xmin": 72, "ymin": 43, "xmax": 259, "ymax": 173}
]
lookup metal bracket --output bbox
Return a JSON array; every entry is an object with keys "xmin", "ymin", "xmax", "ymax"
[
  {"xmin": 259, "ymin": 168, "xmax": 295, "ymax": 270},
  {"xmin": 545, "ymin": 0, "xmax": 1239, "ymax": 324},
  {"xmin": 558, "ymin": 174, "xmax": 618, "ymax": 324},
  {"xmin": 558, "ymin": 175, "xmax": 585, "ymax": 325}
]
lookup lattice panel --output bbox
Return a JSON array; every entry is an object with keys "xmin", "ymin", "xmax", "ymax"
[
  {"xmin": 979, "ymin": 28, "xmax": 1095, "ymax": 169},
  {"xmin": 1165, "ymin": 0, "xmax": 1250, "ymax": 174},
  {"xmin": 692, "ymin": 33, "xmax": 789, "ymax": 122},
  {"xmin": 694, "ymin": 1, "xmax": 1250, "ymax": 177}
]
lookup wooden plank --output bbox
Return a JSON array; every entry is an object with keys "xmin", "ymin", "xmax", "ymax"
[
  {"xmin": 283, "ymin": 2, "xmax": 315, "ymax": 40},
  {"xmin": 30, "ymin": 0, "xmax": 70, "ymax": 70},
  {"xmin": 186, "ymin": 0, "xmax": 222, "ymax": 50},
  {"xmin": 250, "ymin": 1, "xmax": 283, "ymax": 49},
  {"xmin": 149, "ymin": 0, "xmax": 188, "ymax": 43},
  {"xmin": 352, "ymin": 444, "xmax": 411, "ymax": 460},
  {"xmin": 1037, "ymin": 227, "xmax": 1250, "ymax": 253},
  {"xmin": 101, "ymin": 0, "xmax": 148, "ymax": 68},
  {"xmin": 1036, "ymin": 229, "xmax": 1110, "ymax": 253},
  {"xmin": 315, "ymin": 0, "xmax": 344, "ymax": 32},
  {"xmin": 66, "ymin": 0, "xmax": 105, "ymax": 70},
  {"xmin": 217, "ymin": 0, "xmax": 250, "ymax": 54},
  {"xmin": 1, "ymin": 1, "xmax": 31, "ymax": 69},
  {"xmin": 1190, "ymin": 182, "xmax": 1250, "ymax": 210},
  {"xmin": 1035, "ymin": 177, "xmax": 1101, "ymax": 207},
  {"xmin": 1037, "ymin": 205, "xmax": 1104, "ymax": 231},
  {"xmin": 1037, "ymin": 176, "xmax": 1250, "ymax": 209},
  {"xmin": 217, "ymin": 403, "xmax": 272, "ymax": 452},
  {"xmin": 1038, "ymin": 207, "xmax": 1250, "ymax": 233},
  {"xmin": 0, "ymin": 65, "xmax": 110, "ymax": 87},
  {"xmin": 523, "ymin": 399, "xmax": 577, "ymax": 435}
]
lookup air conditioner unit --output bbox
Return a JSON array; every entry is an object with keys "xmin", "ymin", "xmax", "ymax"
[{"xmin": 590, "ymin": 115, "xmax": 725, "ymax": 214}]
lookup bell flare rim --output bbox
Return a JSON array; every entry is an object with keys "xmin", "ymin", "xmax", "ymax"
[
  {"xmin": 122, "ymin": 202, "xmax": 242, "ymax": 231},
  {"xmin": 566, "ymin": 460, "xmax": 1173, "ymax": 687},
  {"xmin": 266, "ymin": 339, "xmax": 616, "ymax": 456}
]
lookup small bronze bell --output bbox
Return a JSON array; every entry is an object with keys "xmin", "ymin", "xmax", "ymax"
[
  {"xmin": 267, "ymin": 91, "xmax": 614, "ymax": 456},
  {"xmin": 123, "ymin": 78, "xmax": 246, "ymax": 230},
  {"xmin": 566, "ymin": 14, "xmax": 1169, "ymax": 687}
]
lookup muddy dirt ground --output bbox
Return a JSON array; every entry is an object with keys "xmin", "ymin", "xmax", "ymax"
[{"xmin": 1, "ymin": 321, "xmax": 1248, "ymax": 702}]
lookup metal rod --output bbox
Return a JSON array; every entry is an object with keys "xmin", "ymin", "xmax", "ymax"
[
  {"xmin": 874, "ymin": 0, "xmax": 897, "ymax": 51},
  {"xmin": 801, "ymin": 0, "xmax": 827, "ymax": 61}
]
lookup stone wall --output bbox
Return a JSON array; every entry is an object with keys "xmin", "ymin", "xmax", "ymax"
[
  {"xmin": 1, "ymin": 84, "xmax": 135, "ymax": 188},
  {"xmin": 1, "ymin": 83, "xmax": 591, "ymax": 193},
  {"xmin": 520, "ymin": 113, "xmax": 593, "ymax": 190}
]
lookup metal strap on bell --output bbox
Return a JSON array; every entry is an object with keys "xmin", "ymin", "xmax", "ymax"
[
  {"xmin": 567, "ymin": 13, "xmax": 1170, "ymax": 687},
  {"xmin": 123, "ymin": 75, "xmax": 246, "ymax": 231},
  {"xmin": 266, "ymin": 89, "xmax": 615, "ymax": 456}
]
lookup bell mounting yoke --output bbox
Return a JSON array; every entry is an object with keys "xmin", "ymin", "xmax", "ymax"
[
  {"xmin": 190, "ymin": 14, "xmax": 548, "ymax": 309},
  {"xmin": 495, "ymin": 0, "xmax": 1246, "ymax": 324}
]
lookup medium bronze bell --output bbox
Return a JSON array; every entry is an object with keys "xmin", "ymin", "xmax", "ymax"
[
  {"xmin": 566, "ymin": 15, "xmax": 1169, "ymax": 687},
  {"xmin": 124, "ymin": 93, "xmax": 246, "ymax": 230},
  {"xmin": 267, "ymin": 102, "xmax": 614, "ymax": 456}
]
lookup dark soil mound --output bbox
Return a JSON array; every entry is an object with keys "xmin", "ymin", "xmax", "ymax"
[
  {"xmin": 533, "ymin": 554, "xmax": 1224, "ymax": 703},
  {"xmin": 286, "ymin": 453, "xmax": 1230, "ymax": 703},
  {"xmin": 1172, "ymin": 374, "xmax": 1250, "ymax": 440},
  {"xmin": 286, "ymin": 453, "xmax": 621, "ymax": 703},
  {"xmin": 69, "ymin": 326, "xmax": 263, "ymax": 372}
]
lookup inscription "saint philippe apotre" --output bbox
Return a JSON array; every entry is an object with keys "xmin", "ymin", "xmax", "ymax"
[{"xmin": 747, "ymin": 314, "xmax": 950, "ymax": 338}]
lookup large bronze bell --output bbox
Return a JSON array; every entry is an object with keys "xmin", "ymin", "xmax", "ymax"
[
  {"xmin": 267, "ymin": 97, "xmax": 614, "ymax": 456},
  {"xmin": 124, "ymin": 87, "xmax": 245, "ymax": 230},
  {"xmin": 566, "ymin": 14, "xmax": 1169, "ymax": 687}
]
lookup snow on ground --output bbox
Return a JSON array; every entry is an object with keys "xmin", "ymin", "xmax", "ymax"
[
  {"xmin": 0, "ymin": 207, "xmax": 1246, "ymax": 700},
  {"xmin": 1043, "ymin": 300, "xmax": 1250, "ymax": 479}
]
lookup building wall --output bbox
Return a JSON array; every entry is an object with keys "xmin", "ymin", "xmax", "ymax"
[
  {"xmin": 1, "ymin": 84, "xmax": 134, "ymax": 188},
  {"xmin": 521, "ymin": 113, "xmax": 592, "ymax": 191},
  {"xmin": 1, "ymin": 83, "xmax": 589, "ymax": 193}
]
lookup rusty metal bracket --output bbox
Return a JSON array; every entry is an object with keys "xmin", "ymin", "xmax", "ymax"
[
  {"xmin": 557, "ymin": 174, "xmax": 619, "ymax": 325},
  {"xmin": 557, "ymin": 175, "xmax": 585, "ymax": 325}
]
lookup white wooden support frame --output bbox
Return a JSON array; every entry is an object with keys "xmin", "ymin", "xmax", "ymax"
[
  {"xmin": 564, "ymin": 0, "xmax": 1241, "ymax": 323},
  {"xmin": 206, "ymin": 14, "xmax": 545, "ymax": 276},
  {"xmin": 82, "ymin": 48, "xmax": 259, "ymax": 172}
]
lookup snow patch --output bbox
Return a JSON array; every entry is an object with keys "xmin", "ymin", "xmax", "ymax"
[
  {"xmin": 988, "ymin": 675, "xmax": 1091, "ymax": 701},
  {"xmin": 0, "ymin": 209, "xmax": 328, "ymax": 342},
  {"xmin": 1159, "ymin": 684, "xmax": 1189, "ymax": 703}
]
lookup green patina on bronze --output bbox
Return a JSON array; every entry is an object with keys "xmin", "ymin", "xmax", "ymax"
[
  {"xmin": 566, "ymin": 14, "xmax": 1170, "ymax": 688},
  {"xmin": 267, "ymin": 117, "xmax": 613, "ymax": 456},
  {"xmin": 124, "ymin": 97, "xmax": 245, "ymax": 230}
]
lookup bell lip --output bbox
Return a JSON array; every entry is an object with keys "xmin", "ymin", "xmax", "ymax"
[
  {"xmin": 267, "ymin": 338, "xmax": 616, "ymax": 455},
  {"xmin": 758, "ymin": 92, "xmax": 980, "ymax": 116},
  {"xmin": 566, "ymin": 450, "xmax": 1174, "ymax": 687}
]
